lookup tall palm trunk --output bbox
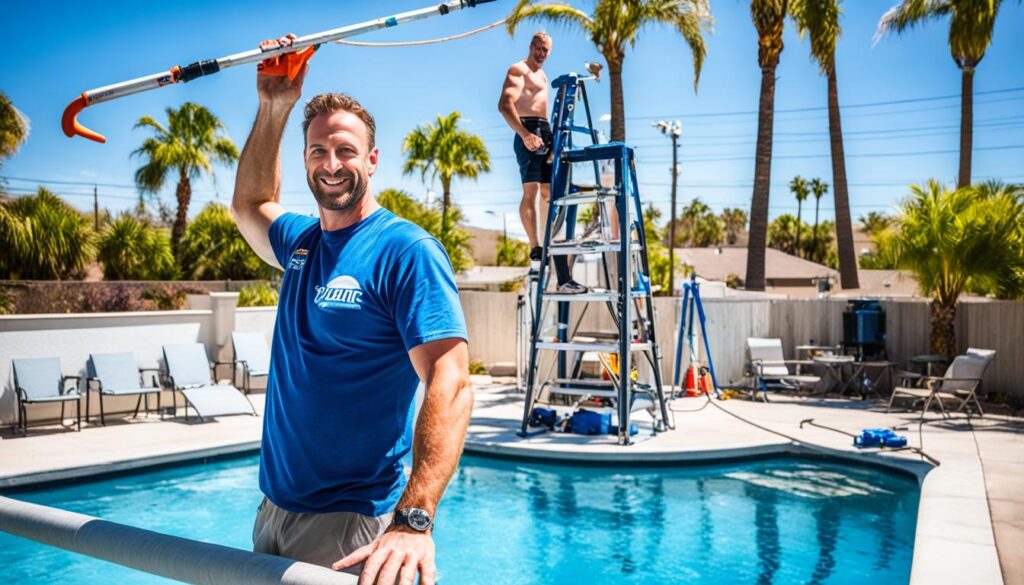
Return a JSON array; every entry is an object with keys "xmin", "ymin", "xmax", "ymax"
[
  {"xmin": 930, "ymin": 299, "xmax": 957, "ymax": 359},
  {"xmin": 441, "ymin": 176, "xmax": 452, "ymax": 239},
  {"xmin": 828, "ymin": 66, "xmax": 859, "ymax": 287},
  {"xmin": 812, "ymin": 198, "xmax": 820, "ymax": 262},
  {"xmin": 608, "ymin": 57, "xmax": 626, "ymax": 143},
  {"xmin": 958, "ymin": 66, "xmax": 975, "ymax": 188},
  {"xmin": 172, "ymin": 167, "xmax": 191, "ymax": 251},
  {"xmin": 795, "ymin": 201, "xmax": 803, "ymax": 258},
  {"xmin": 745, "ymin": 61, "xmax": 779, "ymax": 291}
]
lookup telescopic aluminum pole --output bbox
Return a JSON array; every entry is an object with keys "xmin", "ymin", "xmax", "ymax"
[{"xmin": 62, "ymin": 0, "xmax": 495, "ymax": 143}]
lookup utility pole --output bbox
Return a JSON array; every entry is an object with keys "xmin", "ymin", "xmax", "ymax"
[
  {"xmin": 93, "ymin": 185, "xmax": 99, "ymax": 231},
  {"xmin": 653, "ymin": 120, "xmax": 681, "ymax": 294}
]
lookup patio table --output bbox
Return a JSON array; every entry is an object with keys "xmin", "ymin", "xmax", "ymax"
[
  {"xmin": 813, "ymin": 355, "xmax": 861, "ymax": 397},
  {"xmin": 859, "ymin": 361, "xmax": 899, "ymax": 397},
  {"xmin": 910, "ymin": 354, "xmax": 949, "ymax": 377}
]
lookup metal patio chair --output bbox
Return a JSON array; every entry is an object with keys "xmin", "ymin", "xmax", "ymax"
[
  {"xmin": 887, "ymin": 349, "xmax": 995, "ymax": 418},
  {"xmin": 230, "ymin": 332, "xmax": 271, "ymax": 394},
  {"xmin": 86, "ymin": 352, "xmax": 163, "ymax": 426},
  {"xmin": 162, "ymin": 343, "xmax": 256, "ymax": 421},
  {"xmin": 746, "ymin": 338, "xmax": 822, "ymax": 401},
  {"xmin": 11, "ymin": 357, "xmax": 82, "ymax": 435}
]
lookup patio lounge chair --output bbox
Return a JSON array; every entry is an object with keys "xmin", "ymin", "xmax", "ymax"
[
  {"xmin": 887, "ymin": 349, "xmax": 996, "ymax": 418},
  {"xmin": 746, "ymin": 338, "xmax": 821, "ymax": 401},
  {"xmin": 11, "ymin": 357, "xmax": 82, "ymax": 435},
  {"xmin": 230, "ymin": 332, "xmax": 271, "ymax": 394},
  {"xmin": 86, "ymin": 352, "xmax": 163, "ymax": 426},
  {"xmin": 162, "ymin": 343, "xmax": 256, "ymax": 421}
]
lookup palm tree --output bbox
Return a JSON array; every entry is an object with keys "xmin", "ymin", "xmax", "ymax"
[
  {"xmin": 402, "ymin": 112, "xmax": 490, "ymax": 239},
  {"xmin": 858, "ymin": 210, "xmax": 893, "ymax": 238},
  {"xmin": 132, "ymin": 102, "xmax": 238, "ymax": 250},
  {"xmin": 744, "ymin": 0, "xmax": 788, "ymax": 291},
  {"xmin": 0, "ymin": 92, "xmax": 29, "ymax": 171},
  {"xmin": 790, "ymin": 0, "xmax": 859, "ymax": 287},
  {"xmin": 884, "ymin": 180, "xmax": 1024, "ymax": 357},
  {"xmin": 720, "ymin": 207, "xmax": 749, "ymax": 245},
  {"xmin": 0, "ymin": 188, "xmax": 93, "ymax": 279},
  {"xmin": 506, "ymin": 0, "xmax": 712, "ymax": 142},
  {"xmin": 767, "ymin": 213, "xmax": 801, "ymax": 255},
  {"xmin": 876, "ymin": 1, "xmax": 1014, "ymax": 188},
  {"xmin": 789, "ymin": 175, "xmax": 809, "ymax": 257},
  {"xmin": 96, "ymin": 215, "xmax": 176, "ymax": 280},
  {"xmin": 809, "ymin": 177, "xmax": 828, "ymax": 262},
  {"xmin": 377, "ymin": 188, "xmax": 474, "ymax": 271},
  {"xmin": 178, "ymin": 203, "xmax": 277, "ymax": 280},
  {"xmin": 676, "ymin": 197, "xmax": 723, "ymax": 247}
]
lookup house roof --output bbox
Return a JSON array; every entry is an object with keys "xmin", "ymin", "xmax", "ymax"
[{"xmin": 675, "ymin": 247, "xmax": 837, "ymax": 283}]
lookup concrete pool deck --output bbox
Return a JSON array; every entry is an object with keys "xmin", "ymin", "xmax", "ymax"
[{"xmin": 1, "ymin": 384, "xmax": 1022, "ymax": 585}]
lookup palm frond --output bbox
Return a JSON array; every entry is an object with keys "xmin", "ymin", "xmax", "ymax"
[
  {"xmin": 875, "ymin": 0, "xmax": 951, "ymax": 43},
  {"xmin": 506, "ymin": 1, "xmax": 593, "ymax": 38}
]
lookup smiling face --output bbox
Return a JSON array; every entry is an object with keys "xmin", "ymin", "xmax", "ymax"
[
  {"xmin": 528, "ymin": 35, "xmax": 552, "ymax": 67},
  {"xmin": 304, "ymin": 110, "xmax": 378, "ymax": 212}
]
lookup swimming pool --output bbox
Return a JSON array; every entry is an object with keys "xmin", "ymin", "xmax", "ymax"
[{"xmin": 1, "ymin": 454, "xmax": 919, "ymax": 584}]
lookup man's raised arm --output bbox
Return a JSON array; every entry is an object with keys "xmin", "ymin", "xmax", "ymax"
[
  {"xmin": 498, "ymin": 65, "xmax": 544, "ymax": 152},
  {"xmin": 231, "ymin": 49, "xmax": 307, "ymax": 269}
]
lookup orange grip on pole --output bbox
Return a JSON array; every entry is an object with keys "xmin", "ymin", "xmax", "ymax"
[
  {"xmin": 61, "ymin": 94, "xmax": 106, "ymax": 144},
  {"xmin": 257, "ymin": 46, "xmax": 316, "ymax": 81}
]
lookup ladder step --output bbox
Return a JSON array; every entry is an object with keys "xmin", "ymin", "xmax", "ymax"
[
  {"xmin": 535, "ymin": 341, "xmax": 652, "ymax": 353},
  {"xmin": 548, "ymin": 386, "xmax": 618, "ymax": 398},
  {"xmin": 561, "ymin": 142, "xmax": 632, "ymax": 163},
  {"xmin": 553, "ymin": 192, "xmax": 618, "ymax": 206},
  {"xmin": 550, "ymin": 378, "xmax": 614, "ymax": 387},
  {"xmin": 547, "ymin": 240, "xmax": 642, "ymax": 255},
  {"xmin": 542, "ymin": 290, "xmax": 646, "ymax": 302}
]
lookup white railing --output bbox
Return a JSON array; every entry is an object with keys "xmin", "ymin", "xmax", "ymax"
[{"xmin": 0, "ymin": 496, "xmax": 356, "ymax": 584}]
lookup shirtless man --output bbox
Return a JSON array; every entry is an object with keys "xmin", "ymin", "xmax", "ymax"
[{"xmin": 498, "ymin": 31, "xmax": 586, "ymax": 293}]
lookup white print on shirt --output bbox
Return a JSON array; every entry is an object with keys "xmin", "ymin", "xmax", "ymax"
[
  {"xmin": 288, "ymin": 248, "xmax": 308, "ymax": 270},
  {"xmin": 313, "ymin": 275, "xmax": 364, "ymax": 310}
]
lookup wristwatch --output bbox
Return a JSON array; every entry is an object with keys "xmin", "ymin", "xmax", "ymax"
[{"xmin": 393, "ymin": 508, "xmax": 433, "ymax": 532}]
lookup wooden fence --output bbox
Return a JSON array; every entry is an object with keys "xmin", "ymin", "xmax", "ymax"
[{"xmin": 462, "ymin": 292, "xmax": 1024, "ymax": 404}]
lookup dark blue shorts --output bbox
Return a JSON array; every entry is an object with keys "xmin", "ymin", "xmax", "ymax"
[{"xmin": 513, "ymin": 117, "xmax": 552, "ymax": 184}]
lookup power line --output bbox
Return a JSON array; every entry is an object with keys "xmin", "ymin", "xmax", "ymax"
[{"xmin": 626, "ymin": 86, "xmax": 1024, "ymax": 120}]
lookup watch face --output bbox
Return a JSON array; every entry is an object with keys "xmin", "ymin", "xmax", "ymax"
[{"xmin": 408, "ymin": 509, "xmax": 431, "ymax": 531}]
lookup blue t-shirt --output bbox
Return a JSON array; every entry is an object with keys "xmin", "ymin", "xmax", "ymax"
[{"xmin": 260, "ymin": 208, "xmax": 467, "ymax": 515}]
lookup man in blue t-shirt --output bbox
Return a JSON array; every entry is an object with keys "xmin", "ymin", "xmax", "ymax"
[{"xmin": 232, "ymin": 37, "xmax": 472, "ymax": 585}]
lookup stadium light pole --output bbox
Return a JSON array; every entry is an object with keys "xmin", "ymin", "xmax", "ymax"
[{"xmin": 653, "ymin": 120, "xmax": 681, "ymax": 294}]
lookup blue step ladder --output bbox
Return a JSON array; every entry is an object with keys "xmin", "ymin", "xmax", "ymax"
[{"xmin": 518, "ymin": 72, "xmax": 672, "ymax": 446}]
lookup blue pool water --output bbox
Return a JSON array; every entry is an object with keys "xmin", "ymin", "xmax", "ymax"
[{"xmin": 1, "ymin": 454, "xmax": 919, "ymax": 584}]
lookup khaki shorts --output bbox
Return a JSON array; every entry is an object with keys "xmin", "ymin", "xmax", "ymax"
[{"xmin": 252, "ymin": 496, "xmax": 393, "ymax": 571}]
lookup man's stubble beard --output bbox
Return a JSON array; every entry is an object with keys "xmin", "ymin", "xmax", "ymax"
[{"xmin": 307, "ymin": 168, "xmax": 368, "ymax": 212}]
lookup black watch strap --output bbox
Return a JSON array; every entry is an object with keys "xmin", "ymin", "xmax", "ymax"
[{"xmin": 393, "ymin": 507, "xmax": 433, "ymax": 532}]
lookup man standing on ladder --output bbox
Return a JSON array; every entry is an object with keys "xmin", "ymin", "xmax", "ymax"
[
  {"xmin": 232, "ymin": 36, "xmax": 472, "ymax": 585},
  {"xmin": 498, "ymin": 31, "xmax": 587, "ymax": 293}
]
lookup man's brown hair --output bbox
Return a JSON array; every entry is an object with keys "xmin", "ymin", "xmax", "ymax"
[{"xmin": 302, "ymin": 93, "xmax": 376, "ymax": 150}]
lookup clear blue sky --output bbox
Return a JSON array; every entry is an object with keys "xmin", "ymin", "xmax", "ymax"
[{"xmin": 2, "ymin": 0, "xmax": 1022, "ymax": 240}]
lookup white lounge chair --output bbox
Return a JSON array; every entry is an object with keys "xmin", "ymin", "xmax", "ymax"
[
  {"xmin": 162, "ymin": 343, "xmax": 256, "ymax": 421},
  {"xmin": 11, "ymin": 357, "xmax": 82, "ymax": 435},
  {"xmin": 231, "ymin": 332, "xmax": 271, "ymax": 394},
  {"xmin": 746, "ymin": 338, "xmax": 821, "ymax": 401},
  {"xmin": 87, "ymin": 352, "xmax": 163, "ymax": 425},
  {"xmin": 887, "ymin": 349, "xmax": 995, "ymax": 418}
]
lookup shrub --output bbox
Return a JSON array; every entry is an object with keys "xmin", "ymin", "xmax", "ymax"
[
  {"xmin": 497, "ymin": 237, "xmax": 529, "ymax": 267},
  {"xmin": 238, "ymin": 283, "xmax": 279, "ymax": 307},
  {"xmin": 178, "ymin": 203, "xmax": 279, "ymax": 280},
  {"xmin": 0, "ymin": 188, "xmax": 94, "ymax": 279},
  {"xmin": 469, "ymin": 360, "xmax": 488, "ymax": 375},
  {"xmin": 96, "ymin": 214, "xmax": 176, "ymax": 280},
  {"xmin": 377, "ymin": 188, "xmax": 474, "ymax": 272},
  {"xmin": 140, "ymin": 284, "xmax": 188, "ymax": 310}
]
